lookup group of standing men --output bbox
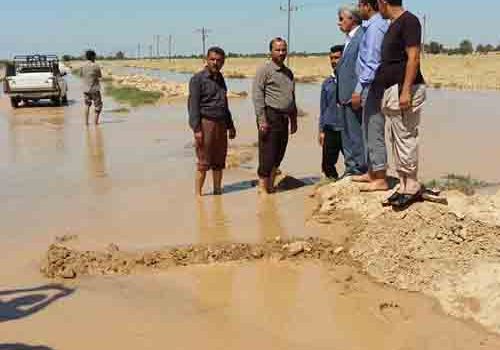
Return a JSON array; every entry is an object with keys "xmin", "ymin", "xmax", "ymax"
[{"xmin": 188, "ymin": 0, "xmax": 426, "ymax": 209}]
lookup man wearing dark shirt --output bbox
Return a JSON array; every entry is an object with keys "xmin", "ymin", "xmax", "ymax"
[
  {"xmin": 319, "ymin": 45, "xmax": 344, "ymax": 180},
  {"xmin": 375, "ymin": 0, "xmax": 426, "ymax": 208},
  {"xmin": 188, "ymin": 47, "xmax": 237, "ymax": 196}
]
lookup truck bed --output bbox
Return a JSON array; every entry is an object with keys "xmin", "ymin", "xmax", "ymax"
[{"xmin": 6, "ymin": 72, "xmax": 57, "ymax": 92}]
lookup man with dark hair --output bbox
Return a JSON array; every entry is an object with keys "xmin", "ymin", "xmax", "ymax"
[
  {"xmin": 336, "ymin": 5, "xmax": 367, "ymax": 178},
  {"xmin": 318, "ymin": 45, "xmax": 344, "ymax": 180},
  {"xmin": 350, "ymin": 0, "xmax": 390, "ymax": 191},
  {"xmin": 253, "ymin": 38, "xmax": 298, "ymax": 194},
  {"xmin": 188, "ymin": 46, "xmax": 237, "ymax": 196},
  {"xmin": 375, "ymin": 0, "xmax": 426, "ymax": 208},
  {"xmin": 80, "ymin": 50, "xmax": 103, "ymax": 125}
]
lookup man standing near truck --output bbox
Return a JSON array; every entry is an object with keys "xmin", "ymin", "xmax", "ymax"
[{"xmin": 80, "ymin": 50, "xmax": 103, "ymax": 125}]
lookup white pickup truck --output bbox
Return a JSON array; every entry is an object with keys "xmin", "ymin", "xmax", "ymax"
[{"xmin": 3, "ymin": 55, "xmax": 68, "ymax": 108}]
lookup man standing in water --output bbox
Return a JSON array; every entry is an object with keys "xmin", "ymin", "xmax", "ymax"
[
  {"xmin": 80, "ymin": 50, "xmax": 103, "ymax": 125},
  {"xmin": 188, "ymin": 47, "xmax": 237, "ymax": 196},
  {"xmin": 253, "ymin": 38, "xmax": 298, "ymax": 194}
]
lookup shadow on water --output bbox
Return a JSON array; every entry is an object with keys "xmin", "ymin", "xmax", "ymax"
[
  {"xmin": 0, "ymin": 345, "xmax": 55, "ymax": 350},
  {"xmin": 0, "ymin": 284, "xmax": 74, "ymax": 323},
  {"xmin": 223, "ymin": 175, "xmax": 320, "ymax": 195}
]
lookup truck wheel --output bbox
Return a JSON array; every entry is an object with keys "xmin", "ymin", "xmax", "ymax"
[
  {"xmin": 10, "ymin": 97, "xmax": 19, "ymax": 108},
  {"xmin": 61, "ymin": 95, "xmax": 68, "ymax": 105}
]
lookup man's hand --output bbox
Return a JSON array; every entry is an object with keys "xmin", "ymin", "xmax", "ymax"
[
  {"xmin": 318, "ymin": 132, "xmax": 325, "ymax": 147},
  {"xmin": 351, "ymin": 92, "xmax": 362, "ymax": 110},
  {"xmin": 399, "ymin": 89, "xmax": 411, "ymax": 111},
  {"xmin": 194, "ymin": 131, "xmax": 203, "ymax": 147},
  {"xmin": 259, "ymin": 121, "xmax": 270, "ymax": 134},
  {"xmin": 290, "ymin": 120, "xmax": 298, "ymax": 135},
  {"xmin": 228, "ymin": 127, "xmax": 237, "ymax": 140}
]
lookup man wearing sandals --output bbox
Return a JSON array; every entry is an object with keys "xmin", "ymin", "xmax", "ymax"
[{"xmin": 374, "ymin": 0, "xmax": 426, "ymax": 208}]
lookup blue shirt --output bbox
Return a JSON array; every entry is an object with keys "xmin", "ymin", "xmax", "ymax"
[
  {"xmin": 355, "ymin": 13, "xmax": 389, "ymax": 93},
  {"xmin": 319, "ymin": 75, "xmax": 342, "ymax": 131}
]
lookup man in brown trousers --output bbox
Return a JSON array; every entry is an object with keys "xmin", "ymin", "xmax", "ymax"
[
  {"xmin": 253, "ymin": 38, "xmax": 298, "ymax": 194},
  {"xmin": 188, "ymin": 47, "xmax": 237, "ymax": 196}
]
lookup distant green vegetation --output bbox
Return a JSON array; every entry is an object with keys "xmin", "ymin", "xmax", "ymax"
[
  {"xmin": 104, "ymin": 84, "xmax": 162, "ymax": 107},
  {"xmin": 425, "ymin": 174, "xmax": 493, "ymax": 195}
]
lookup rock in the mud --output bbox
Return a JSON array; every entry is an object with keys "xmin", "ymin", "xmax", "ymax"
[
  {"xmin": 285, "ymin": 241, "xmax": 312, "ymax": 257},
  {"xmin": 61, "ymin": 267, "xmax": 77, "ymax": 279},
  {"xmin": 107, "ymin": 243, "xmax": 120, "ymax": 253},
  {"xmin": 334, "ymin": 247, "xmax": 345, "ymax": 255}
]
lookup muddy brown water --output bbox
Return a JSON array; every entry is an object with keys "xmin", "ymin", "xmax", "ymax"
[{"xmin": 1, "ymin": 75, "xmax": 500, "ymax": 348}]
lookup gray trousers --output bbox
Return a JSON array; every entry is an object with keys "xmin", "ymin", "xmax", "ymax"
[
  {"xmin": 339, "ymin": 104, "xmax": 367, "ymax": 175},
  {"xmin": 362, "ymin": 86, "xmax": 387, "ymax": 172}
]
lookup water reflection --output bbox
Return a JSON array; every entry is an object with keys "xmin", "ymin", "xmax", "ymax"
[
  {"xmin": 257, "ymin": 196, "xmax": 286, "ymax": 241},
  {"xmin": 196, "ymin": 197, "xmax": 231, "ymax": 244},
  {"xmin": 86, "ymin": 127, "xmax": 110, "ymax": 194}
]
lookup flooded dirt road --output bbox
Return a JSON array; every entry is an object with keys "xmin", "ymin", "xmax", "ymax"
[{"xmin": 1, "ymin": 75, "xmax": 500, "ymax": 349}]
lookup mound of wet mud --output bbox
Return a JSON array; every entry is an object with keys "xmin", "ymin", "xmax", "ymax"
[
  {"xmin": 41, "ymin": 238, "xmax": 350, "ymax": 280},
  {"xmin": 315, "ymin": 179, "xmax": 500, "ymax": 333}
]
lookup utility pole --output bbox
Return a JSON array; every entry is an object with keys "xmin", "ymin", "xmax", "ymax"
[
  {"xmin": 422, "ymin": 14, "xmax": 427, "ymax": 57},
  {"xmin": 156, "ymin": 35, "xmax": 161, "ymax": 57},
  {"xmin": 137, "ymin": 43, "xmax": 141, "ymax": 59},
  {"xmin": 195, "ymin": 27, "xmax": 211, "ymax": 57},
  {"xmin": 280, "ymin": 0, "xmax": 300, "ymax": 65},
  {"xmin": 168, "ymin": 34, "xmax": 173, "ymax": 62}
]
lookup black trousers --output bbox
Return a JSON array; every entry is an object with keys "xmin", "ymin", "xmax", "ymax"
[
  {"xmin": 258, "ymin": 107, "xmax": 289, "ymax": 178},
  {"xmin": 322, "ymin": 126, "xmax": 343, "ymax": 179}
]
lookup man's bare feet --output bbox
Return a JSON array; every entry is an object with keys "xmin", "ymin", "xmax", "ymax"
[
  {"xmin": 351, "ymin": 173, "xmax": 371, "ymax": 183},
  {"xmin": 359, "ymin": 180, "xmax": 390, "ymax": 192}
]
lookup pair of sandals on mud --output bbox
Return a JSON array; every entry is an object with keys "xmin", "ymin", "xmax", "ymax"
[{"xmin": 351, "ymin": 174, "xmax": 445, "ymax": 210}]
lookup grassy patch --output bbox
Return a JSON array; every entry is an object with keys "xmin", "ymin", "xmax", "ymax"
[
  {"xmin": 425, "ymin": 174, "xmax": 491, "ymax": 195},
  {"xmin": 104, "ymin": 84, "xmax": 162, "ymax": 107}
]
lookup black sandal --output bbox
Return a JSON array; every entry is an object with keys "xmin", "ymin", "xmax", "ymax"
[{"xmin": 391, "ymin": 188, "xmax": 424, "ymax": 209}]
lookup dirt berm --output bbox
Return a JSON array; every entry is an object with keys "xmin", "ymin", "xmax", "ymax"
[{"xmin": 315, "ymin": 179, "xmax": 500, "ymax": 334}]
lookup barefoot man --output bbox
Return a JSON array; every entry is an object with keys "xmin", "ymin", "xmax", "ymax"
[
  {"xmin": 253, "ymin": 38, "xmax": 298, "ymax": 194},
  {"xmin": 80, "ymin": 50, "xmax": 103, "ymax": 125},
  {"xmin": 351, "ymin": 0, "xmax": 390, "ymax": 191},
  {"xmin": 188, "ymin": 47, "xmax": 237, "ymax": 196}
]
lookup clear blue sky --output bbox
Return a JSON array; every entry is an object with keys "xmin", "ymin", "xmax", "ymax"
[{"xmin": 1, "ymin": 1, "xmax": 498, "ymax": 58}]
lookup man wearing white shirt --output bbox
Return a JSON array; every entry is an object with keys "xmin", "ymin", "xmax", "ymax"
[{"xmin": 336, "ymin": 5, "xmax": 367, "ymax": 177}]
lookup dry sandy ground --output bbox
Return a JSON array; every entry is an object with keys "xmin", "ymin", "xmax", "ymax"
[{"xmin": 112, "ymin": 53, "xmax": 500, "ymax": 90}]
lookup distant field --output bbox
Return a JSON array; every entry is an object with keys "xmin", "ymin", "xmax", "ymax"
[{"xmin": 105, "ymin": 53, "xmax": 500, "ymax": 91}]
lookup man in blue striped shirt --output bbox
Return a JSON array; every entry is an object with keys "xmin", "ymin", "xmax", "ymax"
[
  {"xmin": 319, "ymin": 45, "xmax": 344, "ymax": 180},
  {"xmin": 351, "ymin": 0, "xmax": 390, "ymax": 191}
]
